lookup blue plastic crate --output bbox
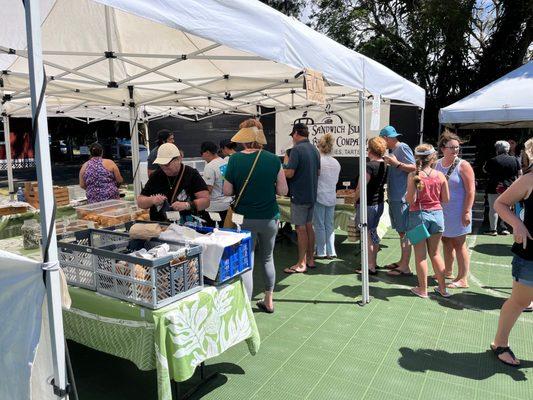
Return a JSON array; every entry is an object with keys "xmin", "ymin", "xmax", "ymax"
[{"xmin": 193, "ymin": 226, "xmax": 252, "ymax": 285}]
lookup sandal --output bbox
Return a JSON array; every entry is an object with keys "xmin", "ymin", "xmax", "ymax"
[
  {"xmin": 284, "ymin": 266, "xmax": 306, "ymax": 274},
  {"xmin": 356, "ymin": 268, "xmax": 378, "ymax": 276},
  {"xmin": 256, "ymin": 300, "xmax": 274, "ymax": 314},
  {"xmin": 433, "ymin": 287, "xmax": 452, "ymax": 298},
  {"xmin": 490, "ymin": 344, "xmax": 520, "ymax": 366},
  {"xmin": 387, "ymin": 269, "xmax": 413, "ymax": 277},
  {"xmin": 447, "ymin": 281, "xmax": 469, "ymax": 289},
  {"xmin": 384, "ymin": 263, "xmax": 401, "ymax": 270},
  {"xmin": 410, "ymin": 287, "xmax": 428, "ymax": 299}
]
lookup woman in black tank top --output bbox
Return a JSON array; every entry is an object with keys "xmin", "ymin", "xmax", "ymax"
[{"xmin": 491, "ymin": 168, "xmax": 533, "ymax": 367}]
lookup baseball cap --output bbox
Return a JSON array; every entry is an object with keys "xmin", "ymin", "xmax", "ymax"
[
  {"xmin": 153, "ymin": 143, "xmax": 181, "ymax": 165},
  {"xmin": 379, "ymin": 126, "xmax": 402, "ymax": 138}
]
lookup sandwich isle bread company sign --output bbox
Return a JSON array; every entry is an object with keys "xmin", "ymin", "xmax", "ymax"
[{"xmin": 275, "ymin": 102, "xmax": 390, "ymax": 157}]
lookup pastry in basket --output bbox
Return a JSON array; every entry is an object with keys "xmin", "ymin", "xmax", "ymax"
[{"xmin": 129, "ymin": 223, "xmax": 162, "ymax": 240}]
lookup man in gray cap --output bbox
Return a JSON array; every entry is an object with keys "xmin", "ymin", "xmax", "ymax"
[{"xmin": 380, "ymin": 125, "xmax": 416, "ymax": 276}]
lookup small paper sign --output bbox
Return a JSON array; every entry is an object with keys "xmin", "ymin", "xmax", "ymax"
[
  {"xmin": 166, "ymin": 211, "xmax": 180, "ymax": 222},
  {"xmin": 232, "ymin": 212, "xmax": 244, "ymax": 225},
  {"xmin": 303, "ymin": 68, "xmax": 326, "ymax": 105},
  {"xmin": 370, "ymin": 95, "xmax": 381, "ymax": 131},
  {"xmin": 208, "ymin": 212, "xmax": 221, "ymax": 222},
  {"xmin": 342, "ymin": 181, "xmax": 351, "ymax": 187}
]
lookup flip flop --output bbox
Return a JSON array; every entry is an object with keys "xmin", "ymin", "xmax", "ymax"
[
  {"xmin": 387, "ymin": 269, "xmax": 414, "ymax": 277},
  {"xmin": 384, "ymin": 263, "xmax": 401, "ymax": 270},
  {"xmin": 410, "ymin": 287, "xmax": 428, "ymax": 299},
  {"xmin": 447, "ymin": 281, "xmax": 469, "ymax": 289},
  {"xmin": 284, "ymin": 266, "xmax": 306, "ymax": 274},
  {"xmin": 491, "ymin": 344, "xmax": 520, "ymax": 367},
  {"xmin": 256, "ymin": 300, "xmax": 274, "ymax": 314},
  {"xmin": 433, "ymin": 287, "xmax": 452, "ymax": 298},
  {"xmin": 355, "ymin": 269, "xmax": 378, "ymax": 276}
]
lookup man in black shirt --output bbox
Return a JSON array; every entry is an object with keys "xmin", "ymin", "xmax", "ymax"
[
  {"xmin": 138, "ymin": 143, "xmax": 210, "ymax": 222},
  {"xmin": 484, "ymin": 140, "xmax": 521, "ymax": 235}
]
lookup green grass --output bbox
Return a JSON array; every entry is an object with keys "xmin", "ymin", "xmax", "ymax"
[{"xmin": 67, "ymin": 230, "xmax": 533, "ymax": 399}]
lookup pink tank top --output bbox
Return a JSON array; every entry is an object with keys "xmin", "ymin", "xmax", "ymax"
[{"xmin": 410, "ymin": 170, "xmax": 442, "ymax": 211}]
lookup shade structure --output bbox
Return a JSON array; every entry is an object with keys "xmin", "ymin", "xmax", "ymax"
[
  {"xmin": 2, "ymin": 3, "xmax": 425, "ymax": 359},
  {"xmin": 439, "ymin": 61, "xmax": 533, "ymax": 129},
  {"xmin": 1, "ymin": 0, "xmax": 425, "ymax": 116}
]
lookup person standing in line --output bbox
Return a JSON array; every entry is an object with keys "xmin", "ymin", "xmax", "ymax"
[
  {"xmin": 79, "ymin": 143, "xmax": 123, "ymax": 203},
  {"xmin": 223, "ymin": 125, "xmax": 288, "ymax": 313},
  {"xmin": 484, "ymin": 140, "xmax": 521, "ymax": 236},
  {"xmin": 435, "ymin": 131, "xmax": 475, "ymax": 288},
  {"xmin": 354, "ymin": 137, "xmax": 389, "ymax": 275},
  {"xmin": 200, "ymin": 141, "xmax": 233, "ymax": 227},
  {"xmin": 379, "ymin": 126, "xmax": 417, "ymax": 276},
  {"xmin": 147, "ymin": 129, "xmax": 175, "ymax": 176},
  {"xmin": 406, "ymin": 144, "xmax": 450, "ymax": 298},
  {"xmin": 283, "ymin": 123, "xmax": 321, "ymax": 274},
  {"xmin": 219, "ymin": 139, "xmax": 238, "ymax": 159},
  {"xmin": 313, "ymin": 133, "xmax": 341, "ymax": 260},
  {"xmin": 491, "ymin": 162, "xmax": 533, "ymax": 366}
]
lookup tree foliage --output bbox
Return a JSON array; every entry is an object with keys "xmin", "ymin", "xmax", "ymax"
[
  {"xmin": 260, "ymin": 0, "xmax": 307, "ymax": 17},
  {"xmin": 310, "ymin": 0, "xmax": 532, "ymax": 137}
]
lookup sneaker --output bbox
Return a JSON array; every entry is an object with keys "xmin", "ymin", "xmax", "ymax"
[
  {"xmin": 486, "ymin": 230, "xmax": 497, "ymax": 236},
  {"xmin": 500, "ymin": 230, "xmax": 510, "ymax": 235}
]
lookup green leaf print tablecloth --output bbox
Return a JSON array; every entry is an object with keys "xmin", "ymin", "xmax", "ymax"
[{"xmin": 64, "ymin": 280, "xmax": 260, "ymax": 400}]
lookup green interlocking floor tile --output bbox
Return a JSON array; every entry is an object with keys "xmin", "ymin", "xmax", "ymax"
[
  {"xmin": 373, "ymin": 365, "xmax": 426, "ymax": 399},
  {"xmin": 307, "ymin": 375, "xmax": 367, "ymax": 400},
  {"xmin": 262, "ymin": 365, "xmax": 324, "ymax": 397},
  {"xmin": 284, "ymin": 344, "xmax": 338, "ymax": 372},
  {"xmin": 67, "ymin": 230, "xmax": 533, "ymax": 399},
  {"xmin": 325, "ymin": 354, "xmax": 380, "ymax": 382},
  {"xmin": 419, "ymin": 377, "xmax": 476, "ymax": 399}
]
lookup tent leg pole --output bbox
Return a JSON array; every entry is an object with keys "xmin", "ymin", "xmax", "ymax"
[
  {"xmin": 128, "ymin": 86, "xmax": 141, "ymax": 199},
  {"xmin": 24, "ymin": 0, "xmax": 67, "ymax": 397},
  {"xmin": 2, "ymin": 115, "xmax": 15, "ymax": 200},
  {"xmin": 419, "ymin": 108, "xmax": 424, "ymax": 144},
  {"xmin": 358, "ymin": 91, "xmax": 370, "ymax": 305}
]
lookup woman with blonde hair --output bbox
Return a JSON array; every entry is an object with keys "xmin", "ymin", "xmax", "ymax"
[
  {"xmin": 435, "ymin": 130, "xmax": 475, "ymax": 288},
  {"xmin": 354, "ymin": 136, "xmax": 388, "ymax": 274},
  {"xmin": 223, "ymin": 121, "xmax": 288, "ymax": 313},
  {"xmin": 406, "ymin": 143, "xmax": 450, "ymax": 298},
  {"xmin": 313, "ymin": 133, "xmax": 341, "ymax": 259}
]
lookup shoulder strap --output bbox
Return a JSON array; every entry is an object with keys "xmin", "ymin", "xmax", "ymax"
[
  {"xmin": 445, "ymin": 158, "xmax": 460, "ymax": 180},
  {"xmin": 169, "ymin": 165, "xmax": 186, "ymax": 203},
  {"xmin": 234, "ymin": 150, "xmax": 262, "ymax": 208}
]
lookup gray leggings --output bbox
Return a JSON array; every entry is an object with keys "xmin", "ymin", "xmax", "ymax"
[{"xmin": 240, "ymin": 218, "xmax": 278, "ymax": 299}]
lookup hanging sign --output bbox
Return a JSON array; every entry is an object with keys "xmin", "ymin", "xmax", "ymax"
[
  {"xmin": 276, "ymin": 103, "xmax": 390, "ymax": 157},
  {"xmin": 303, "ymin": 69, "xmax": 326, "ymax": 105}
]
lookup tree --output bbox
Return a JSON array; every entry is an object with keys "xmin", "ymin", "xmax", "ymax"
[
  {"xmin": 260, "ymin": 0, "xmax": 306, "ymax": 17},
  {"xmin": 311, "ymin": 0, "xmax": 532, "ymax": 138}
]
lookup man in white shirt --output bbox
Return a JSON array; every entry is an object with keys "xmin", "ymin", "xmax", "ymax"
[{"xmin": 200, "ymin": 141, "xmax": 233, "ymax": 226}]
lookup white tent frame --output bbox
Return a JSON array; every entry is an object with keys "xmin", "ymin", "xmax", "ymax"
[{"xmin": 6, "ymin": 0, "xmax": 426, "ymax": 396}]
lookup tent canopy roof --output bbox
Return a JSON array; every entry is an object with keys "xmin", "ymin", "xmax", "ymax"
[
  {"xmin": 439, "ymin": 61, "xmax": 533, "ymax": 129},
  {"xmin": 1, "ymin": 0, "xmax": 424, "ymax": 119}
]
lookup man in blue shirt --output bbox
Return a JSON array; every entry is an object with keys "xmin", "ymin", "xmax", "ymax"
[
  {"xmin": 380, "ymin": 126, "xmax": 416, "ymax": 276},
  {"xmin": 283, "ymin": 123, "xmax": 321, "ymax": 274}
]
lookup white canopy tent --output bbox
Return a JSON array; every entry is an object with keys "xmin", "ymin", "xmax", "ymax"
[
  {"xmin": 2, "ymin": 1, "xmax": 425, "ymax": 396},
  {"xmin": 439, "ymin": 61, "xmax": 533, "ymax": 129}
]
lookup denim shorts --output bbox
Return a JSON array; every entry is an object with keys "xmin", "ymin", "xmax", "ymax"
[
  {"xmin": 356, "ymin": 203, "xmax": 384, "ymax": 244},
  {"xmin": 408, "ymin": 209, "xmax": 444, "ymax": 235},
  {"xmin": 388, "ymin": 201, "xmax": 409, "ymax": 233},
  {"xmin": 512, "ymin": 255, "xmax": 533, "ymax": 287}
]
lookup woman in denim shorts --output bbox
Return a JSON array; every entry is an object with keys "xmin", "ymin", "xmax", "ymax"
[
  {"xmin": 354, "ymin": 137, "xmax": 388, "ymax": 275},
  {"xmin": 491, "ymin": 151, "xmax": 533, "ymax": 367},
  {"xmin": 406, "ymin": 144, "xmax": 450, "ymax": 299}
]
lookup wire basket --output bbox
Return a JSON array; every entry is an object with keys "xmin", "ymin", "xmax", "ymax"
[{"xmin": 58, "ymin": 229, "xmax": 203, "ymax": 308}]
